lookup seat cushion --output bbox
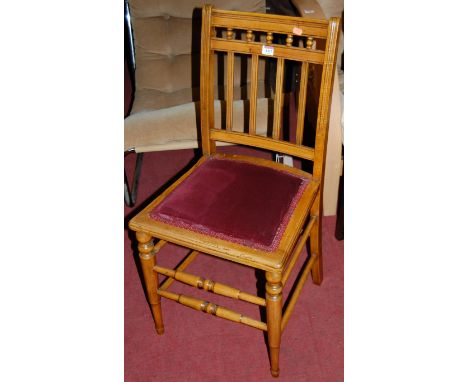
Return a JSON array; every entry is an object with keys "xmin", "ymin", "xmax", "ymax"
[{"xmin": 149, "ymin": 157, "xmax": 310, "ymax": 252}]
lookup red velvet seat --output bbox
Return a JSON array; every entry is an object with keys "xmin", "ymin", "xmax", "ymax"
[{"xmin": 150, "ymin": 156, "xmax": 310, "ymax": 252}]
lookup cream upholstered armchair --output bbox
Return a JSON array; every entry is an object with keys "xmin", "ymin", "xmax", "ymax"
[
  {"xmin": 124, "ymin": 0, "xmax": 279, "ymax": 205},
  {"xmin": 124, "ymin": 0, "xmax": 343, "ymax": 212}
]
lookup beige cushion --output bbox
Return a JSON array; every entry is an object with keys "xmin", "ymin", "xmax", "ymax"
[
  {"xmin": 125, "ymin": 98, "xmax": 272, "ymax": 152},
  {"xmin": 129, "ymin": 0, "xmax": 267, "ymax": 103},
  {"xmin": 130, "ymin": 0, "xmax": 266, "ymax": 18},
  {"xmin": 131, "ymin": 80, "xmax": 271, "ymax": 114},
  {"xmin": 126, "ymin": 0, "xmax": 272, "ymax": 152}
]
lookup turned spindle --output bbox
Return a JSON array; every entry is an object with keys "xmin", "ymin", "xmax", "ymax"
[
  {"xmin": 154, "ymin": 265, "xmax": 266, "ymax": 306},
  {"xmin": 246, "ymin": 30, "xmax": 253, "ymax": 42},
  {"xmin": 200, "ymin": 301, "xmax": 218, "ymax": 315},
  {"xmin": 306, "ymin": 36, "xmax": 314, "ymax": 49},
  {"xmin": 266, "ymin": 32, "xmax": 273, "ymax": 45},
  {"xmin": 286, "ymin": 34, "xmax": 293, "ymax": 46},
  {"xmin": 158, "ymin": 289, "xmax": 267, "ymax": 331}
]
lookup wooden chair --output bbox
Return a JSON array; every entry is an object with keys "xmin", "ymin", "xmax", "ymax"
[{"xmin": 129, "ymin": 5, "xmax": 340, "ymax": 377}]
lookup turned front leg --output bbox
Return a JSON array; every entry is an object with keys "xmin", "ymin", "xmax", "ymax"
[
  {"xmin": 266, "ymin": 271, "xmax": 283, "ymax": 377},
  {"xmin": 136, "ymin": 231, "xmax": 164, "ymax": 335}
]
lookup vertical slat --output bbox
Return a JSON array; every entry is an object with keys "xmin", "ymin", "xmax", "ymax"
[
  {"xmin": 249, "ymin": 53, "xmax": 259, "ymax": 135},
  {"xmin": 208, "ymin": 47, "xmax": 216, "ymax": 152},
  {"xmin": 200, "ymin": 5, "xmax": 214, "ymax": 155},
  {"xmin": 295, "ymin": 62, "xmax": 309, "ymax": 145},
  {"xmin": 272, "ymin": 58, "xmax": 285, "ymax": 139},
  {"xmin": 226, "ymin": 51, "xmax": 234, "ymax": 131}
]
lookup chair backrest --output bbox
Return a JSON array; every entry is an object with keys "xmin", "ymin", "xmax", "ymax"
[
  {"xmin": 127, "ymin": 0, "xmax": 269, "ymax": 112},
  {"xmin": 200, "ymin": 5, "xmax": 340, "ymax": 185}
]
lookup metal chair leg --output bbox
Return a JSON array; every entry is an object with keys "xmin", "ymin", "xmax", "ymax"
[
  {"xmin": 124, "ymin": 171, "xmax": 132, "ymax": 206},
  {"xmin": 124, "ymin": 152, "xmax": 144, "ymax": 207},
  {"xmin": 131, "ymin": 153, "xmax": 143, "ymax": 205}
]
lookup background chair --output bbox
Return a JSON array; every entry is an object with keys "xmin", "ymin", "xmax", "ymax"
[
  {"xmin": 129, "ymin": 6, "xmax": 340, "ymax": 377},
  {"xmin": 124, "ymin": 0, "xmax": 288, "ymax": 206},
  {"xmin": 124, "ymin": 0, "xmax": 343, "ymax": 213}
]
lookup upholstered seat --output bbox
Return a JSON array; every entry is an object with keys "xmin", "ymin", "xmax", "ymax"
[
  {"xmin": 150, "ymin": 155, "xmax": 311, "ymax": 251},
  {"xmin": 130, "ymin": 153, "xmax": 320, "ymax": 270}
]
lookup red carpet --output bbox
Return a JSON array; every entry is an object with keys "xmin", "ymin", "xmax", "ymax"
[{"xmin": 124, "ymin": 147, "xmax": 343, "ymax": 381}]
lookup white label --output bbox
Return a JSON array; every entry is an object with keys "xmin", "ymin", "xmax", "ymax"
[
  {"xmin": 292, "ymin": 27, "xmax": 303, "ymax": 35},
  {"xmin": 262, "ymin": 45, "xmax": 274, "ymax": 56},
  {"xmin": 283, "ymin": 155, "xmax": 294, "ymax": 167}
]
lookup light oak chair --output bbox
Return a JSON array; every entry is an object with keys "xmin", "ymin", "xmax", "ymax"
[{"xmin": 129, "ymin": 5, "xmax": 340, "ymax": 377}]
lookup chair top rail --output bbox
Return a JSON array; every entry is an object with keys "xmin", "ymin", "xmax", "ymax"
[{"xmin": 211, "ymin": 8, "xmax": 329, "ymax": 38}]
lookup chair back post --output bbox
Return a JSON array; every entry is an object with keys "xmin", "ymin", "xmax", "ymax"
[
  {"xmin": 311, "ymin": 17, "xmax": 341, "ymax": 184},
  {"xmin": 200, "ymin": 4, "xmax": 216, "ymax": 155},
  {"xmin": 310, "ymin": 17, "xmax": 341, "ymax": 220}
]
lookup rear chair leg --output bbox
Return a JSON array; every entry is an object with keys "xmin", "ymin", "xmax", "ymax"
[
  {"xmin": 136, "ymin": 231, "xmax": 165, "ymax": 334},
  {"xmin": 310, "ymin": 214, "xmax": 323, "ymax": 285},
  {"xmin": 266, "ymin": 272, "xmax": 283, "ymax": 377},
  {"xmin": 310, "ymin": 190, "xmax": 323, "ymax": 285}
]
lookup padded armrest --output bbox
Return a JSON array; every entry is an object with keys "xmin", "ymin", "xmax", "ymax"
[{"xmin": 290, "ymin": 0, "xmax": 325, "ymax": 19}]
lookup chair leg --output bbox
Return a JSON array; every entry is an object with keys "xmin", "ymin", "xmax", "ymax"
[
  {"xmin": 266, "ymin": 271, "xmax": 283, "ymax": 377},
  {"xmin": 131, "ymin": 152, "xmax": 144, "ymax": 205},
  {"xmin": 310, "ymin": 214, "xmax": 323, "ymax": 285},
  {"xmin": 136, "ymin": 231, "xmax": 165, "ymax": 335},
  {"xmin": 124, "ymin": 152, "xmax": 144, "ymax": 207},
  {"xmin": 124, "ymin": 171, "xmax": 132, "ymax": 206},
  {"xmin": 310, "ymin": 190, "xmax": 323, "ymax": 285}
]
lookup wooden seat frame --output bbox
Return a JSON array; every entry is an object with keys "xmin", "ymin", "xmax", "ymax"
[{"xmin": 129, "ymin": 5, "xmax": 340, "ymax": 378}]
